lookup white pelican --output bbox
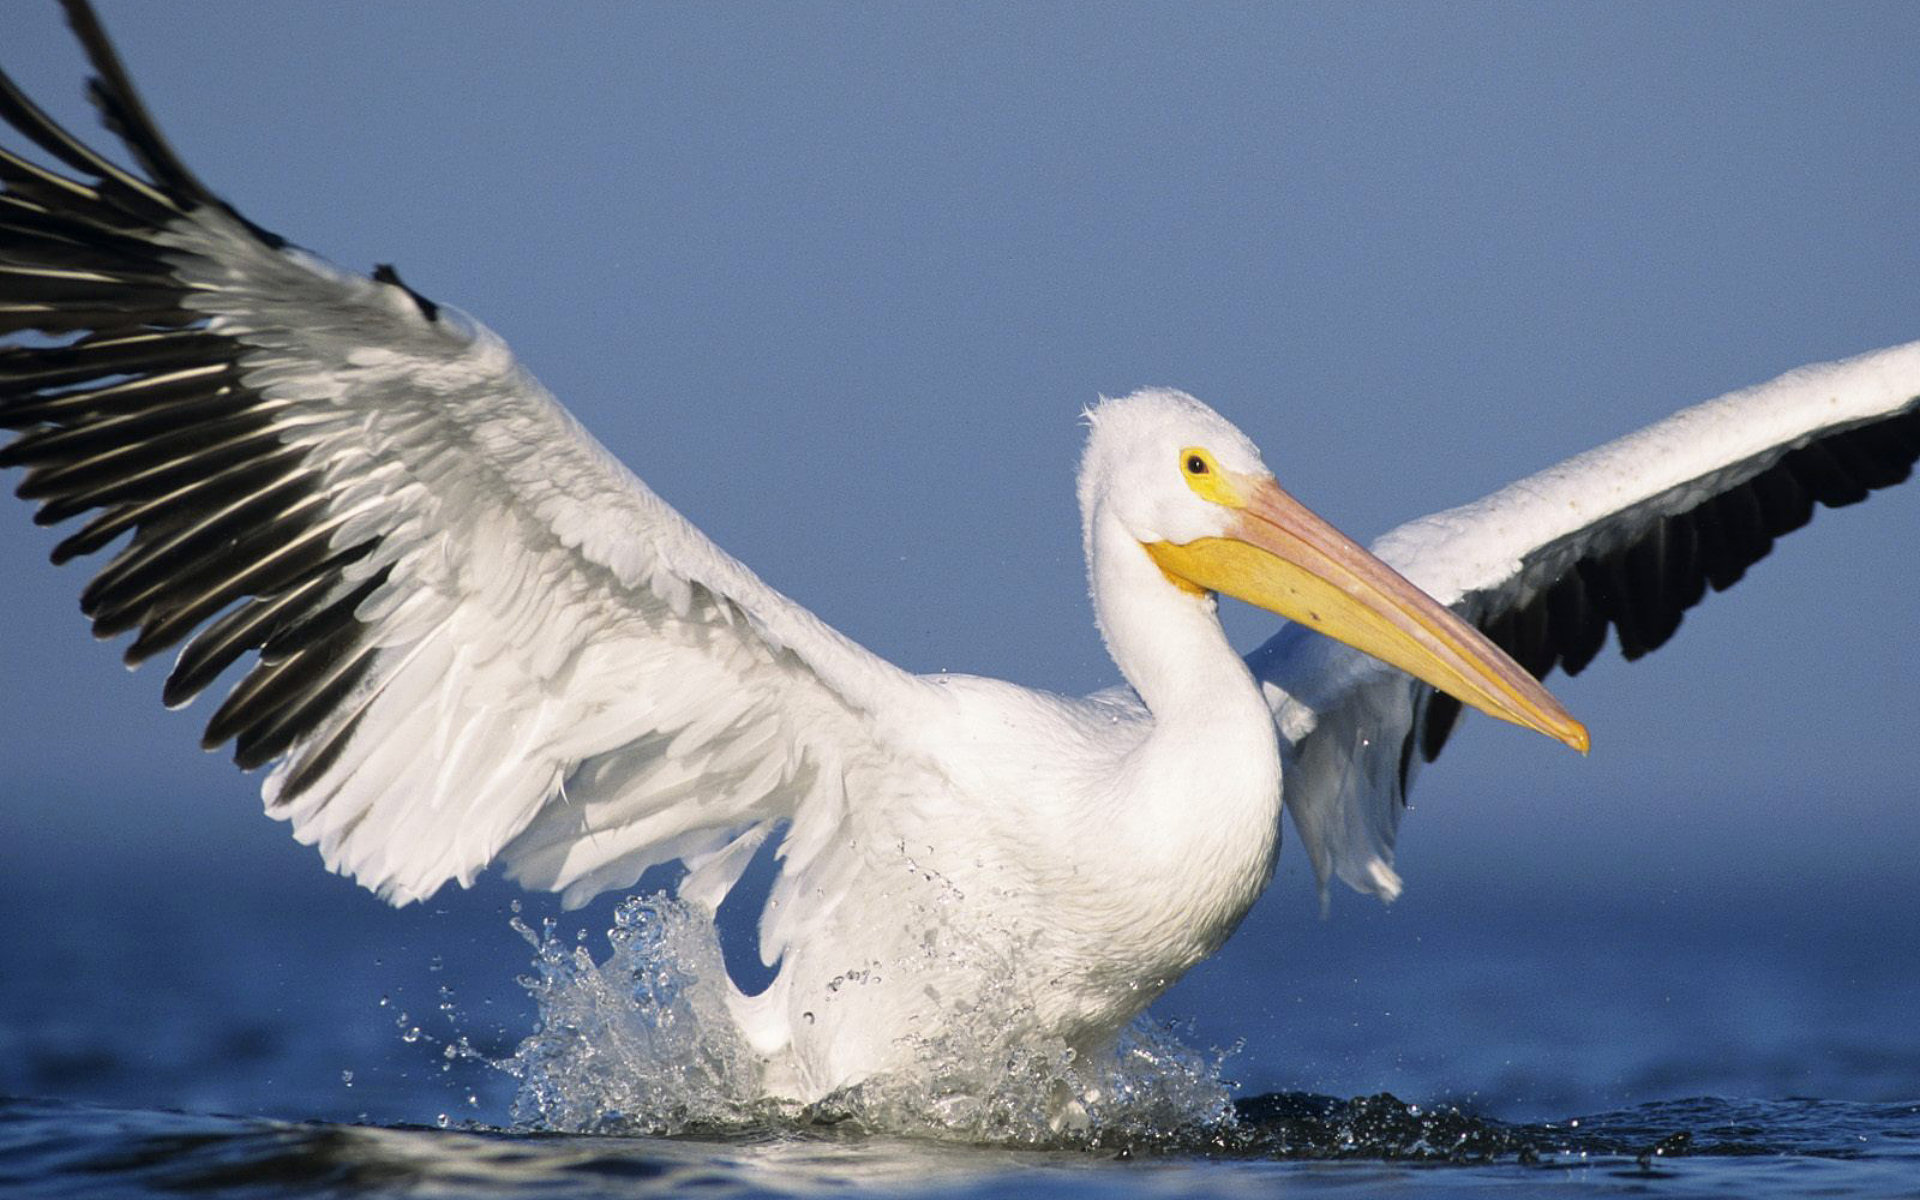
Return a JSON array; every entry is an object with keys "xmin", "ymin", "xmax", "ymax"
[{"xmin": 3, "ymin": 3, "xmax": 1917, "ymax": 1108}]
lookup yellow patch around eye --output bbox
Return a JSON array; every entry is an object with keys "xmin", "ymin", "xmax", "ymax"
[{"xmin": 1178, "ymin": 447, "xmax": 1244, "ymax": 507}]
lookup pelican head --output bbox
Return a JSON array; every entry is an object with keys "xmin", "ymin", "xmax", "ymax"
[{"xmin": 1082, "ymin": 389, "xmax": 1588, "ymax": 752}]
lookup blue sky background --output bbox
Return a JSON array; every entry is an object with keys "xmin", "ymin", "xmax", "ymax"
[{"xmin": 3, "ymin": 3, "xmax": 1918, "ymax": 1112}]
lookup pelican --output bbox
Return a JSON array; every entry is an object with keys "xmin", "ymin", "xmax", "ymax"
[{"xmin": 3, "ymin": 3, "xmax": 1917, "ymax": 1110}]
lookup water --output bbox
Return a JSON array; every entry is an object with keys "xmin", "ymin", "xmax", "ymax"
[
  {"xmin": 4, "ymin": 1095, "xmax": 1916, "ymax": 1198},
  {"xmin": 2, "ymin": 824, "xmax": 1917, "ymax": 1196}
]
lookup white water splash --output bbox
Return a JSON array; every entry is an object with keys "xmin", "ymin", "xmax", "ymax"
[{"xmin": 495, "ymin": 894, "xmax": 1239, "ymax": 1147}]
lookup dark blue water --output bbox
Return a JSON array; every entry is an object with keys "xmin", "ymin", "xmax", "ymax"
[
  {"xmin": 2, "ymin": 812, "xmax": 1917, "ymax": 1197},
  {"xmin": 4, "ymin": 1094, "xmax": 1917, "ymax": 1198}
]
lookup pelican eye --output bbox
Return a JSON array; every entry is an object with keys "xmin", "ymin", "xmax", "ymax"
[{"xmin": 1178, "ymin": 446, "xmax": 1241, "ymax": 505}]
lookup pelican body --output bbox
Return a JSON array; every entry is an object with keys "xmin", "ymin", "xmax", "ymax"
[{"xmin": 2, "ymin": 3, "xmax": 1916, "ymax": 1110}]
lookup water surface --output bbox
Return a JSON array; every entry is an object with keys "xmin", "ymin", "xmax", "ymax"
[{"xmin": 2, "ymin": 805, "xmax": 1916, "ymax": 1197}]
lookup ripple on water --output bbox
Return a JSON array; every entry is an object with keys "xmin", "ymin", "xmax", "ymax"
[{"xmin": 5, "ymin": 1095, "xmax": 1917, "ymax": 1199}]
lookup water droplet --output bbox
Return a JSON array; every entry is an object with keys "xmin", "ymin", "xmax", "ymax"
[
  {"xmin": 340, "ymin": 1069, "xmax": 354, "ymax": 1087},
  {"xmin": 801, "ymin": 1011, "xmax": 815, "ymax": 1025}
]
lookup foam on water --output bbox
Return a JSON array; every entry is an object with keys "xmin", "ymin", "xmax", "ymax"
[{"xmin": 495, "ymin": 893, "xmax": 1237, "ymax": 1146}]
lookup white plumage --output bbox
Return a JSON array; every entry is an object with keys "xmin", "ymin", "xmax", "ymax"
[{"xmin": 3, "ymin": 2, "xmax": 1916, "ymax": 1108}]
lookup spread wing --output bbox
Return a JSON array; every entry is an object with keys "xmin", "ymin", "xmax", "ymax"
[
  {"xmin": 0, "ymin": 1, "xmax": 925, "ymax": 908},
  {"xmin": 1250, "ymin": 339, "xmax": 1920, "ymax": 901}
]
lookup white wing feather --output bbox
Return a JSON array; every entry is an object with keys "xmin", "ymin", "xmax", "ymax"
[
  {"xmin": 0, "ymin": 144, "xmax": 928, "ymax": 912},
  {"xmin": 200, "ymin": 217, "xmax": 929, "ymax": 908}
]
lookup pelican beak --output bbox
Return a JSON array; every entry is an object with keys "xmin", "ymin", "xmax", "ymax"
[{"xmin": 1146, "ymin": 477, "xmax": 1589, "ymax": 753}]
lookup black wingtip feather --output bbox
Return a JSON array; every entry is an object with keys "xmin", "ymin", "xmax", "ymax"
[
  {"xmin": 2, "ymin": 5, "xmax": 391, "ymax": 781},
  {"xmin": 57, "ymin": 1, "xmax": 211, "ymax": 204},
  {"xmin": 52, "ymin": 0, "xmax": 288, "ymax": 251}
]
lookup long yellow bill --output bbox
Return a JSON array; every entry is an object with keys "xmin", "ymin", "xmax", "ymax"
[{"xmin": 1147, "ymin": 477, "xmax": 1589, "ymax": 753}]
